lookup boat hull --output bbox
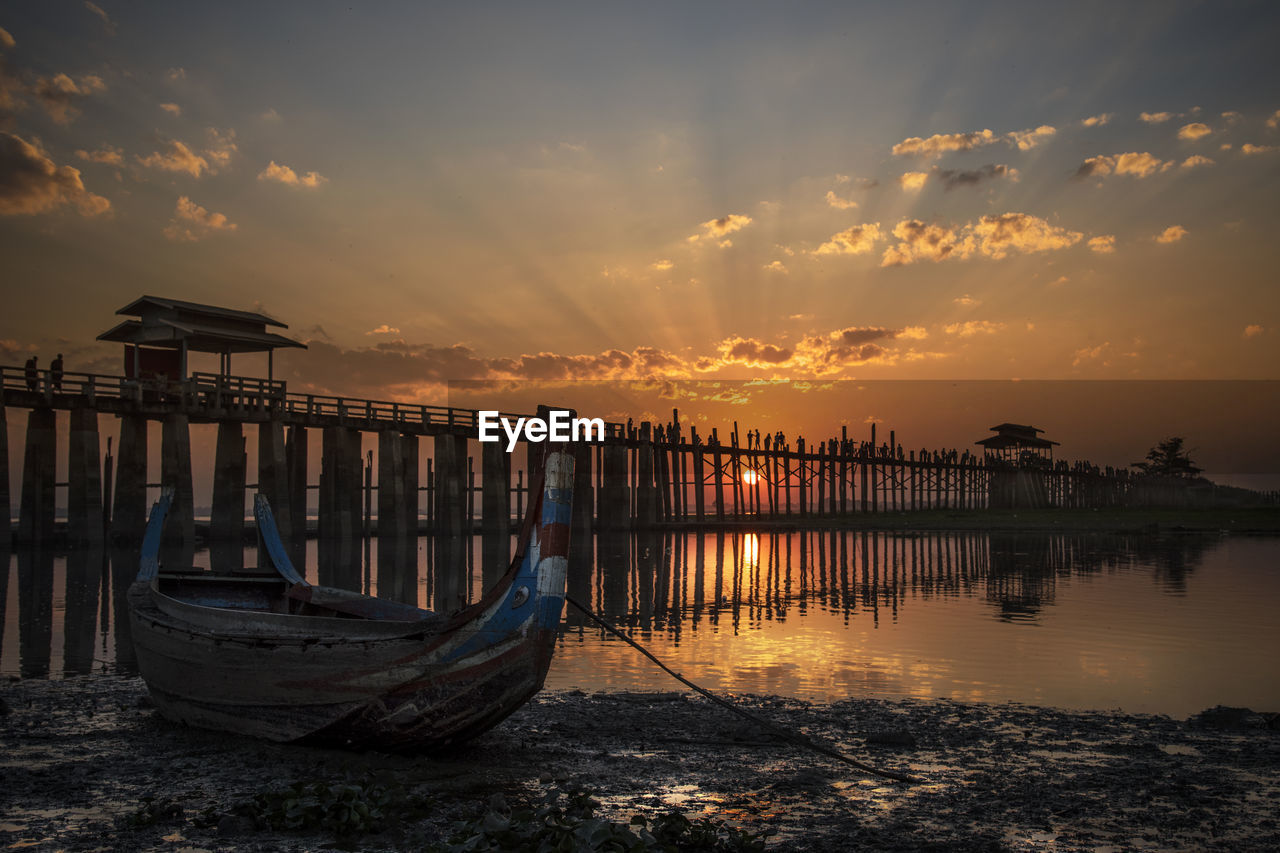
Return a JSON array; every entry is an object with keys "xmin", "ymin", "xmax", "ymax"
[
  {"xmin": 127, "ymin": 445, "xmax": 574, "ymax": 752},
  {"xmin": 128, "ymin": 584, "xmax": 558, "ymax": 749}
]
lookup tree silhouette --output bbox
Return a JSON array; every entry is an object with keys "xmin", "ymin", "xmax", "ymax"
[{"xmin": 1133, "ymin": 436, "xmax": 1202, "ymax": 477}]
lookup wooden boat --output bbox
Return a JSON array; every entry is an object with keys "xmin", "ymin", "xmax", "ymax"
[{"xmin": 127, "ymin": 446, "xmax": 574, "ymax": 751}]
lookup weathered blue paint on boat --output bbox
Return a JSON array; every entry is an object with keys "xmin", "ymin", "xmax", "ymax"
[{"xmin": 127, "ymin": 446, "xmax": 575, "ymax": 751}]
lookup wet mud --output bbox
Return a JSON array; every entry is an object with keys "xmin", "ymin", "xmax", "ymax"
[{"xmin": 2, "ymin": 676, "xmax": 1278, "ymax": 851}]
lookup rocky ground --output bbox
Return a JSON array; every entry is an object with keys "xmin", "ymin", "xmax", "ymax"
[{"xmin": 2, "ymin": 676, "xmax": 1278, "ymax": 852}]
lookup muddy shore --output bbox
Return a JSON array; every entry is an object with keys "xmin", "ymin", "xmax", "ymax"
[{"xmin": 3, "ymin": 677, "xmax": 1278, "ymax": 852}]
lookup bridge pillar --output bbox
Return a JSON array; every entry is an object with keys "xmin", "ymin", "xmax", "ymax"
[
  {"xmin": 67, "ymin": 407, "xmax": 104, "ymax": 547},
  {"xmin": 401, "ymin": 434, "xmax": 419, "ymax": 537},
  {"xmin": 319, "ymin": 426, "xmax": 361, "ymax": 541},
  {"xmin": 0, "ymin": 400, "xmax": 10, "ymax": 553},
  {"xmin": 636, "ymin": 422, "xmax": 656, "ymax": 528},
  {"xmin": 258, "ymin": 420, "xmax": 292, "ymax": 556},
  {"xmin": 210, "ymin": 422, "xmax": 246, "ymax": 543},
  {"xmin": 18, "ymin": 408, "xmax": 56, "ymax": 545},
  {"xmin": 598, "ymin": 441, "xmax": 631, "ymax": 531},
  {"xmin": 572, "ymin": 442, "xmax": 594, "ymax": 536},
  {"xmin": 111, "ymin": 415, "xmax": 147, "ymax": 542},
  {"xmin": 287, "ymin": 424, "xmax": 308, "ymax": 561},
  {"xmin": 377, "ymin": 429, "xmax": 405, "ymax": 541},
  {"xmin": 433, "ymin": 434, "xmax": 468, "ymax": 538},
  {"xmin": 481, "ymin": 440, "xmax": 510, "ymax": 570},
  {"xmin": 160, "ymin": 413, "xmax": 195, "ymax": 565}
]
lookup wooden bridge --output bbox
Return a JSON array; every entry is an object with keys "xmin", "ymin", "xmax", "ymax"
[{"xmin": 0, "ymin": 363, "xmax": 1206, "ymax": 555}]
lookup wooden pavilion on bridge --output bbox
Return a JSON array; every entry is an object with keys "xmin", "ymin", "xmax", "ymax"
[
  {"xmin": 975, "ymin": 423, "xmax": 1059, "ymax": 466},
  {"xmin": 96, "ymin": 295, "xmax": 306, "ymax": 386}
]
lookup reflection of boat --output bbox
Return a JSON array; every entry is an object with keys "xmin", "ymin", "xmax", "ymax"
[{"xmin": 127, "ymin": 448, "xmax": 574, "ymax": 751}]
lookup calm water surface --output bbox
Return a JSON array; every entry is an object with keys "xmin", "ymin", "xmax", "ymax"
[{"xmin": 2, "ymin": 530, "xmax": 1277, "ymax": 718}]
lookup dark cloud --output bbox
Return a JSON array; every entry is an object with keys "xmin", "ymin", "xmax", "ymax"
[
  {"xmin": 720, "ymin": 338, "xmax": 793, "ymax": 365},
  {"xmin": 0, "ymin": 132, "xmax": 110, "ymax": 215},
  {"xmin": 838, "ymin": 326, "xmax": 895, "ymax": 345},
  {"xmin": 33, "ymin": 72, "xmax": 105, "ymax": 124},
  {"xmin": 936, "ymin": 163, "xmax": 1017, "ymax": 190}
]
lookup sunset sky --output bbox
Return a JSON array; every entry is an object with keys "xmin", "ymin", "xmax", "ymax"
[{"xmin": 2, "ymin": 2, "xmax": 1278, "ymax": 454}]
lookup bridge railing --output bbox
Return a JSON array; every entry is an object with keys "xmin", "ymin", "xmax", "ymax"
[
  {"xmin": 2, "ymin": 363, "xmax": 627, "ymax": 436},
  {"xmin": 3, "ymin": 363, "xmax": 151, "ymax": 403}
]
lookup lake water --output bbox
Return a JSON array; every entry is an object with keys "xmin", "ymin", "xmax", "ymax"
[{"xmin": 3, "ymin": 530, "xmax": 1277, "ymax": 718}]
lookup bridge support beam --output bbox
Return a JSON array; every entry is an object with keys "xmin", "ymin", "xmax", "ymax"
[
  {"xmin": 68, "ymin": 407, "xmax": 104, "ymax": 548},
  {"xmin": 319, "ymin": 426, "xmax": 361, "ymax": 542},
  {"xmin": 377, "ymin": 429, "xmax": 405, "ymax": 541},
  {"xmin": 0, "ymin": 401, "xmax": 10, "ymax": 553},
  {"xmin": 210, "ymin": 422, "xmax": 245, "ymax": 543},
  {"xmin": 481, "ymin": 440, "xmax": 510, "ymax": 575},
  {"xmin": 160, "ymin": 413, "xmax": 195, "ymax": 564},
  {"xmin": 287, "ymin": 424, "xmax": 308, "ymax": 561},
  {"xmin": 18, "ymin": 408, "xmax": 56, "ymax": 546},
  {"xmin": 401, "ymin": 434, "xmax": 419, "ymax": 537},
  {"xmin": 111, "ymin": 415, "xmax": 147, "ymax": 542},
  {"xmin": 572, "ymin": 442, "xmax": 594, "ymax": 536},
  {"xmin": 257, "ymin": 421, "xmax": 292, "ymax": 567},
  {"xmin": 434, "ymin": 434, "xmax": 468, "ymax": 538},
  {"xmin": 636, "ymin": 422, "xmax": 656, "ymax": 528},
  {"xmin": 598, "ymin": 442, "xmax": 631, "ymax": 531}
]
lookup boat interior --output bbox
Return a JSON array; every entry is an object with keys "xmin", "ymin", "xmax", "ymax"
[{"xmin": 155, "ymin": 570, "xmax": 435, "ymax": 622}]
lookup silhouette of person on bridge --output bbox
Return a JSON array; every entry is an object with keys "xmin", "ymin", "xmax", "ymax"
[
  {"xmin": 50, "ymin": 353, "xmax": 63, "ymax": 391},
  {"xmin": 24, "ymin": 355, "xmax": 38, "ymax": 391}
]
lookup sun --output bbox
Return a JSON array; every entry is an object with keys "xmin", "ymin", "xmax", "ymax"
[{"xmin": 741, "ymin": 469, "xmax": 760, "ymax": 486}]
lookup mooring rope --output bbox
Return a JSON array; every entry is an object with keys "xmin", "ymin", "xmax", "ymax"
[{"xmin": 564, "ymin": 595, "xmax": 917, "ymax": 784}]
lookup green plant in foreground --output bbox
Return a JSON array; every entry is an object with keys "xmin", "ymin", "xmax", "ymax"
[
  {"xmin": 250, "ymin": 777, "xmax": 393, "ymax": 836},
  {"xmin": 435, "ymin": 786, "xmax": 769, "ymax": 852}
]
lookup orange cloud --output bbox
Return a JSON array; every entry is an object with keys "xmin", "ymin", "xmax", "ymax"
[
  {"xmin": 1155, "ymin": 225, "xmax": 1187, "ymax": 243},
  {"xmin": 1243, "ymin": 325, "xmax": 1264, "ymax": 338},
  {"xmin": 814, "ymin": 222, "xmax": 882, "ymax": 256},
  {"xmin": 899, "ymin": 171, "xmax": 929, "ymax": 191},
  {"xmin": 1075, "ymin": 151, "xmax": 1170, "ymax": 179},
  {"xmin": 258, "ymin": 160, "xmax": 327, "ymax": 187},
  {"xmin": 892, "ymin": 126, "xmax": 1053, "ymax": 158},
  {"xmin": 83, "ymin": 2, "xmax": 116, "ymax": 36},
  {"xmin": 75, "ymin": 145, "xmax": 123, "ymax": 166},
  {"xmin": 1177, "ymin": 122, "xmax": 1211, "ymax": 140},
  {"xmin": 1241, "ymin": 143, "xmax": 1277, "ymax": 154},
  {"xmin": 882, "ymin": 213, "xmax": 1080, "ymax": 265},
  {"xmin": 1081, "ymin": 113, "xmax": 1112, "ymax": 127},
  {"xmin": 1006, "ymin": 125, "xmax": 1056, "ymax": 150},
  {"xmin": 824, "ymin": 189, "xmax": 858, "ymax": 209},
  {"xmin": 138, "ymin": 140, "xmax": 210, "ymax": 177},
  {"xmin": 1180, "ymin": 154, "xmax": 1214, "ymax": 169},
  {"xmin": 944, "ymin": 320, "xmax": 1005, "ymax": 337},
  {"xmin": 159, "ymin": 102, "xmax": 181, "ymax": 116},
  {"xmin": 1139, "ymin": 111, "xmax": 1174, "ymax": 124},
  {"xmin": 0, "ymin": 132, "xmax": 110, "ymax": 216},
  {"xmin": 163, "ymin": 196, "xmax": 237, "ymax": 241},
  {"xmin": 972, "ymin": 213, "xmax": 1082, "ymax": 259},
  {"xmin": 1088, "ymin": 235, "xmax": 1116, "ymax": 254},
  {"xmin": 881, "ymin": 220, "xmax": 972, "ymax": 266},
  {"xmin": 1072, "ymin": 342, "xmax": 1111, "ymax": 366},
  {"xmin": 32, "ymin": 72, "xmax": 105, "ymax": 124},
  {"xmin": 688, "ymin": 213, "xmax": 752, "ymax": 243}
]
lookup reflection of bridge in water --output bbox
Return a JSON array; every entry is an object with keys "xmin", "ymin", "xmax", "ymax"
[{"xmin": 0, "ymin": 531, "xmax": 1212, "ymax": 678}]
